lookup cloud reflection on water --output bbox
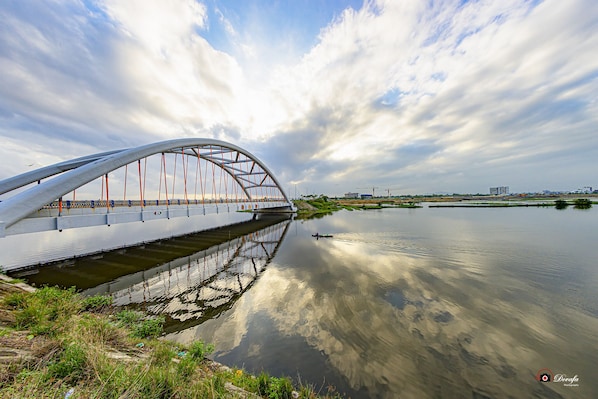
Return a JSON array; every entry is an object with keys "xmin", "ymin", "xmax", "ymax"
[{"xmin": 170, "ymin": 215, "xmax": 598, "ymax": 399}]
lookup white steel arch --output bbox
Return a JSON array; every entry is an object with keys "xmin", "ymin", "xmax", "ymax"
[{"xmin": 0, "ymin": 138, "xmax": 291, "ymax": 234}]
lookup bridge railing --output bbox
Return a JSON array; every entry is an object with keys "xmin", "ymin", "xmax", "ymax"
[{"xmin": 41, "ymin": 197, "xmax": 288, "ymax": 210}]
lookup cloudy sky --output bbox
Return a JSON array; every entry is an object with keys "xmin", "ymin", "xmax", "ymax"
[{"xmin": 1, "ymin": 0, "xmax": 597, "ymax": 196}]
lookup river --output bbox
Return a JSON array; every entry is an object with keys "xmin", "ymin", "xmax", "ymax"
[{"xmin": 8, "ymin": 205, "xmax": 598, "ymax": 398}]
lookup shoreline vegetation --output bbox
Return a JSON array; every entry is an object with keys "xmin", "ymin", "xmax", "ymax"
[
  {"xmin": 293, "ymin": 196, "xmax": 422, "ymax": 219},
  {"xmin": 0, "ymin": 276, "xmax": 343, "ymax": 398},
  {"xmin": 293, "ymin": 194, "xmax": 595, "ymax": 218}
]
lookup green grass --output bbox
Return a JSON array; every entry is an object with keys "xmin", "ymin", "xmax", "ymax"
[
  {"xmin": 0, "ymin": 284, "xmax": 345, "ymax": 398},
  {"xmin": 3, "ymin": 286, "xmax": 81, "ymax": 336},
  {"xmin": 294, "ymin": 196, "xmax": 356, "ymax": 219},
  {"xmin": 81, "ymin": 294, "xmax": 113, "ymax": 311},
  {"xmin": 114, "ymin": 309, "xmax": 165, "ymax": 339}
]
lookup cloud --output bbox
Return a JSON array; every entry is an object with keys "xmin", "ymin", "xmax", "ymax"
[
  {"xmin": 0, "ymin": 0, "xmax": 597, "ymax": 195},
  {"xmin": 254, "ymin": 0, "xmax": 598, "ymax": 194}
]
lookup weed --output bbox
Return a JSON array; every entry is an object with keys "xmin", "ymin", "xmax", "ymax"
[
  {"xmin": 258, "ymin": 371, "xmax": 271, "ymax": 396},
  {"xmin": 46, "ymin": 343, "xmax": 87, "ymax": 382},
  {"xmin": 115, "ymin": 309, "xmax": 143, "ymax": 326},
  {"xmin": 268, "ymin": 376, "xmax": 295, "ymax": 399},
  {"xmin": 114, "ymin": 309, "xmax": 164, "ymax": 338},
  {"xmin": 187, "ymin": 340, "xmax": 215, "ymax": 362},
  {"xmin": 139, "ymin": 367, "xmax": 175, "ymax": 398},
  {"xmin": 3, "ymin": 291, "xmax": 26, "ymax": 308},
  {"xmin": 8, "ymin": 286, "xmax": 80, "ymax": 336},
  {"xmin": 211, "ymin": 373, "xmax": 227, "ymax": 396},
  {"xmin": 132, "ymin": 315, "xmax": 164, "ymax": 339},
  {"xmin": 77, "ymin": 314, "xmax": 124, "ymax": 346},
  {"xmin": 253, "ymin": 371, "xmax": 297, "ymax": 399},
  {"xmin": 82, "ymin": 294, "xmax": 113, "ymax": 311},
  {"xmin": 92, "ymin": 356, "xmax": 133, "ymax": 398},
  {"xmin": 176, "ymin": 355, "xmax": 197, "ymax": 379},
  {"xmin": 151, "ymin": 341, "xmax": 177, "ymax": 364}
]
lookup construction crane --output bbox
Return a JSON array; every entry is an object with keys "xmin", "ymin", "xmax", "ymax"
[{"xmin": 385, "ymin": 187, "xmax": 402, "ymax": 198}]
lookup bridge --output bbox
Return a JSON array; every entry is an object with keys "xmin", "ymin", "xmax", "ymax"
[{"xmin": 0, "ymin": 138, "xmax": 292, "ymax": 238}]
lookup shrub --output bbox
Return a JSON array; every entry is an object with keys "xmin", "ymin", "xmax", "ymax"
[
  {"xmin": 257, "ymin": 372, "xmax": 271, "ymax": 396},
  {"xmin": 268, "ymin": 376, "xmax": 295, "ymax": 399},
  {"xmin": 574, "ymin": 198, "xmax": 592, "ymax": 209},
  {"xmin": 255, "ymin": 372, "xmax": 296, "ymax": 399},
  {"xmin": 187, "ymin": 340, "xmax": 215, "ymax": 362},
  {"xmin": 132, "ymin": 316, "xmax": 164, "ymax": 339},
  {"xmin": 555, "ymin": 199, "xmax": 568, "ymax": 209}
]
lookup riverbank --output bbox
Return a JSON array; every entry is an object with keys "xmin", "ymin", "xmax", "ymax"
[
  {"xmin": 307, "ymin": 194, "xmax": 596, "ymax": 211},
  {"xmin": 293, "ymin": 196, "xmax": 421, "ymax": 219},
  {"xmin": 0, "ymin": 276, "xmax": 342, "ymax": 398}
]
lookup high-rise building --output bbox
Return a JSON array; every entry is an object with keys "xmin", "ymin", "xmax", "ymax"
[{"xmin": 490, "ymin": 186, "xmax": 509, "ymax": 195}]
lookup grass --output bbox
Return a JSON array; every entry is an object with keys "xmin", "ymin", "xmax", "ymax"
[
  {"xmin": 294, "ymin": 196, "xmax": 365, "ymax": 219},
  {"xmin": 0, "ymin": 283, "xmax": 345, "ymax": 398}
]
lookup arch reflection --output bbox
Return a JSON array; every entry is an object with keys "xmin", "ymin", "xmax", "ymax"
[{"xmin": 85, "ymin": 217, "xmax": 291, "ymax": 332}]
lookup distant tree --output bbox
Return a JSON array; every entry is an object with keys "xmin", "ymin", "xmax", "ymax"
[
  {"xmin": 574, "ymin": 199, "xmax": 592, "ymax": 209},
  {"xmin": 555, "ymin": 199, "xmax": 568, "ymax": 210}
]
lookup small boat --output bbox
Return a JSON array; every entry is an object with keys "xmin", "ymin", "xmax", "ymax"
[{"xmin": 312, "ymin": 233, "xmax": 333, "ymax": 238}]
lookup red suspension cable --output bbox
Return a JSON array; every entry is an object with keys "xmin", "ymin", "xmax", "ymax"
[
  {"xmin": 105, "ymin": 173, "xmax": 110, "ymax": 212},
  {"xmin": 123, "ymin": 164, "xmax": 128, "ymax": 201},
  {"xmin": 210, "ymin": 147, "xmax": 217, "ymax": 202},
  {"xmin": 182, "ymin": 148, "xmax": 189, "ymax": 205},
  {"xmin": 138, "ymin": 159, "xmax": 144, "ymax": 208},
  {"xmin": 172, "ymin": 152, "xmax": 178, "ymax": 201},
  {"xmin": 158, "ymin": 153, "xmax": 163, "ymax": 202},
  {"xmin": 143, "ymin": 157, "xmax": 147, "ymax": 202},
  {"xmin": 162, "ymin": 153, "xmax": 169, "ymax": 205}
]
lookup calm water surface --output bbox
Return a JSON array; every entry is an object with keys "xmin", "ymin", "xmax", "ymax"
[{"xmin": 11, "ymin": 206, "xmax": 598, "ymax": 398}]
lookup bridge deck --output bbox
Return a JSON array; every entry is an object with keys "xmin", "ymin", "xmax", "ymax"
[{"xmin": 1, "ymin": 200, "xmax": 290, "ymax": 237}]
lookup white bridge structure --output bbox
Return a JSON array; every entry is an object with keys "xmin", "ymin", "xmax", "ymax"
[{"xmin": 0, "ymin": 138, "xmax": 292, "ymax": 238}]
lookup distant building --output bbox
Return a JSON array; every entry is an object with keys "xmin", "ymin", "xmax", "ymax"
[
  {"xmin": 490, "ymin": 186, "xmax": 509, "ymax": 195},
  {"xmin": 573, "ymin": 186, "xmax": 593, "ymax": 194},
  {"xmin": 344, "ymin": 192, "xmax": 359, "ymax": 199},
  {"xmin": 360, "ymin": 194, "xmax": 373, "ymax": 200}
]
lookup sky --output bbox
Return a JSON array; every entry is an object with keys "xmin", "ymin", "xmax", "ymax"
[{"xmin": 0, "ymin": 0, "xmax": 597, "ymax": 197}]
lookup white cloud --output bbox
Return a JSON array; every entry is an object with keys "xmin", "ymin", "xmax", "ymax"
[
  {"xmin": 0, "ymin": 0, "xmax": 596, "ymax": 195},
  {"xmin": 258, "ymin": 0, "xmax": 598, "ymax": 194}
]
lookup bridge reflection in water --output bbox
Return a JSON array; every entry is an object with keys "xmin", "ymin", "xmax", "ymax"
[{"xmin": 18, "ymin": 215, "xmax": 291, "ymax": 333}]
